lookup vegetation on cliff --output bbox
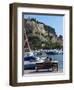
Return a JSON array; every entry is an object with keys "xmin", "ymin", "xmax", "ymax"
[{"xmin": 24, "ymin": 18, "xmax": 63, "ymax": 50}]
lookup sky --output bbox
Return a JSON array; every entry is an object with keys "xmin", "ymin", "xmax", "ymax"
[{"xmin": 24, "ymin": 14, "xmax": 64, "ymax": 36}]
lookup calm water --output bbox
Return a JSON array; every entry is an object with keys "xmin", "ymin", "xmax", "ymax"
[{"xmin": 48, "ymin": 54, "xmax": 63, "ymax": 70}]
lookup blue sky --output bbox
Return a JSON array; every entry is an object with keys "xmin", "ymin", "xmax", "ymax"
[{"xmin": 24, "ymin": 14, "xmax": 64, "ymax": 36}]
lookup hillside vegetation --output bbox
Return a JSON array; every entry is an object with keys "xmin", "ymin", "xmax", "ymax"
[{"xmin": 24, "ymin": 18, "xmax": 63, "ymax": 50}]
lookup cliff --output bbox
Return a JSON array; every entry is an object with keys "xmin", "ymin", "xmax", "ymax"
[{"xmin": 24, "ymin": 18, "xmax": 63, "ymax": 50}]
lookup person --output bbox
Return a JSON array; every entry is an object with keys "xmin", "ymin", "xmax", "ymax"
[
  {"xmin": 44, "ymin": 57, "xmax": 49, "ymax": 62},
  {"xmin": 50, "ymin": 58, "xmax": 52, "ymax": 61},
  {"xmin": 45, "ymin": 57, "xmax": 52, "ymax": 62}
]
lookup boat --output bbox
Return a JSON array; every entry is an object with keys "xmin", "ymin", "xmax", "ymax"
[
  {"xmin": 45, "ymin": 49, "xmax": 63, "ymax": 55},
  {"xmin": 46, "ymin": 50, "xmax": 58, "ymax": 55}
]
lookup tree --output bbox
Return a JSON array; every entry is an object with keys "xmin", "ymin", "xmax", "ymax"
[{"xmin": 58, "ymin": 35, "xmax": 63, "ymax": 40}]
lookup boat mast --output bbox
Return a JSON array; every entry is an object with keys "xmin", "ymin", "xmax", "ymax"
[{"xmin": 24, "ymin": 28, "xmax": 31, "ymax": 52}]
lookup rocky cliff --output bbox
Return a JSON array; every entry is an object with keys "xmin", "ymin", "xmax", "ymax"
[{"xmin": 24, "ymin": 18, "xmax": 63, "ymax": 50}]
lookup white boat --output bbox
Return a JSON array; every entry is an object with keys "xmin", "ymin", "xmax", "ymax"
[{"xmin": 24, "ymin": 51, "xmax": 34, "ymax": 57}]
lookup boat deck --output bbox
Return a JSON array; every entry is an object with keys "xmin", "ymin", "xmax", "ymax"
[{"xmin": 35, "ymin": 61, "xmax": 58, "ymax": 72}]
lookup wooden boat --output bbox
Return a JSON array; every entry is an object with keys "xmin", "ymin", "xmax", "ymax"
[{"xmin": 35, "ymin": 61, "xmax": 58, "ymax": 72}]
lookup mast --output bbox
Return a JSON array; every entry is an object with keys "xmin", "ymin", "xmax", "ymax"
[{"xmin": 24, "ymin": 28, "xmax": 31, "ymax": 52}]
